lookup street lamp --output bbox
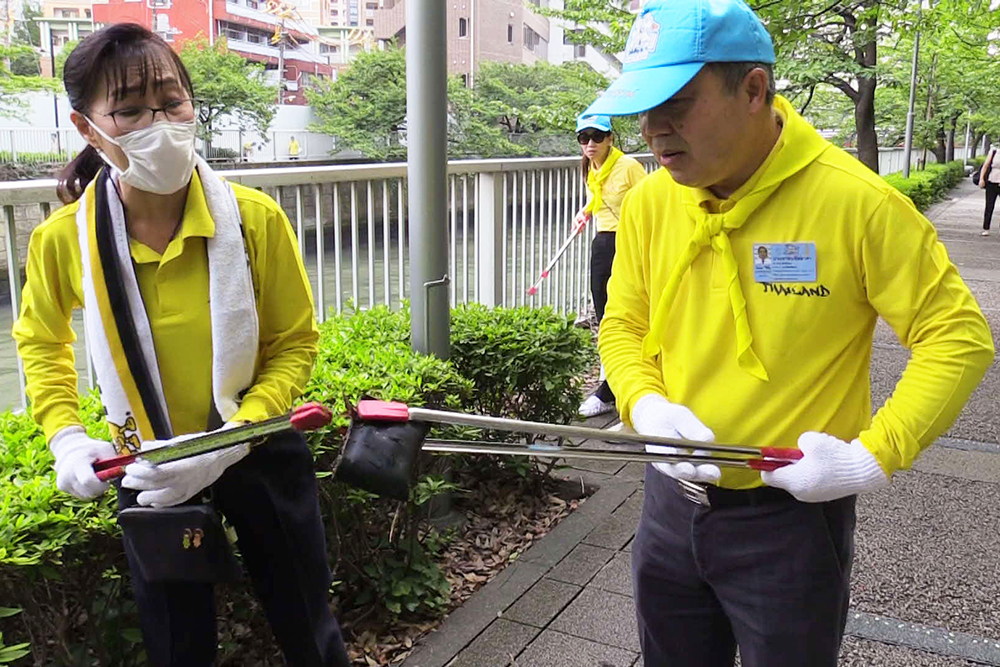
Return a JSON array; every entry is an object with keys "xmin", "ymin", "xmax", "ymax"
[{"xmin": 902, "ymin": 6, "xmax": 921, "ymax": 178}]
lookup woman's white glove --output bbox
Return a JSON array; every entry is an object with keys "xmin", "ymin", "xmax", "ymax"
[
  {"xmin": 121, "ymin": 422, "xmax": 250, "ymax": 508},
  {"xmin": 760, "ymin": 431, "xmax": 888, "ymax": 503},
  {"xmin": 630, "ymin": 393, "xmax": 721, "ymax": 483},
  {"xmin": 49, "ymin": 426, "xmax": 118, "ymax": 499}
]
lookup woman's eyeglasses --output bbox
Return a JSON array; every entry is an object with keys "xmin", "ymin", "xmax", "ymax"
[
  {"xmin": 577, "ymin": 129, "xmax": 610, "ymax": 145},
  {"xmin": 101, "ymin": 98, "xmax": 199, "ymax": 131}
]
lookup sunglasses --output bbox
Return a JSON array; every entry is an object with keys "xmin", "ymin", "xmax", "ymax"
[{"xmin": 577, "ymin": 129, "xmax": 610, "ymax": 145}]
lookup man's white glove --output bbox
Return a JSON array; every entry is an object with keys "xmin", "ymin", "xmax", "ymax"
[
  {"xmin": 49, "ymin": 425, "xmax": 118, "ymax": 499},
  {"xmin": 630, "ymin": 393, "xmax": 721, "ymax": 483},
  {"xmin": 121, "ymin": 422, "xmax": 250, "ymax": 508},
  {"xmin": 760, "ymin": 431, "xmax": 888, "ymax": 503}
]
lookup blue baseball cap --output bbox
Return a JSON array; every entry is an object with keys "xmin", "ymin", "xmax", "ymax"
[
  {"xmin": 584, "ymin": 0, "xmax": 775, "ymax": 117},
  {"xmin": 576, "ymin": 114, "xmax": 613, "ymax": 133}
]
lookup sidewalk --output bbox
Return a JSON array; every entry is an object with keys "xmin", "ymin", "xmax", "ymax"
[{"xmin": 402, "ymin": 177, "xmax": 1000, "ymax": 667}]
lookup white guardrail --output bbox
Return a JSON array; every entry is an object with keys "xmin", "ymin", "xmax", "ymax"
[{"xmin": 0, "ymin": 155, "xmax": 658, "ymax": 410}]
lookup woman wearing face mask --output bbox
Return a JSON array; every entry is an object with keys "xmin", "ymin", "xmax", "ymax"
[
  {"xmin": 12, "ymin": 24, "xmax": 350, "ymax": 667},
  {"xmin": 574, "ymin": 114, "xmax": 648, "ymax": 418}
]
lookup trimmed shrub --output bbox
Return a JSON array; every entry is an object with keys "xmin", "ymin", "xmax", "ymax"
[
  {"xmin": 1, "ymin": 304, "xmax": 596, "ymax": 665},
  {"xmin": 883, "ymin": 160, "xmax": 965, "ymax": 211}
]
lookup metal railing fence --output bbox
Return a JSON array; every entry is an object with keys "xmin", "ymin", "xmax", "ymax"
[{"xmin": 0, "ymin": 155, "xmax": 657, "ymax": 410}]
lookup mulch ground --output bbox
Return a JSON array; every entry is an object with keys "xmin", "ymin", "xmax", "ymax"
[{"xmin": 341, "ymin": 469, "xmax": 592, "ymax": 665}]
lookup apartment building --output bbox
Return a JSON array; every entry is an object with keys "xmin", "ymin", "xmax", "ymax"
[
  {"xmin": 77, "ymin": 0, "xmax": 332, "ymax": 103},
  {"xmin": 372, "ymin": 0, "xmax": 618, "ymax": 83},
  {"xmin": 34, "ymin": 0, "xmax": 97, "ymax": 76}
]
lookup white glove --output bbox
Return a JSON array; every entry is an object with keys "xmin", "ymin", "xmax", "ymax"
[
  {"xmin": 121, "ymin": 422, "xmax": 250, "ymax": 508},
  {"xmin": 630, "ymin": 393, "xmax": 721, "ymax": 483},
  {"xmin": 760, "ymin": 431, "xmax": 888, "ymax": 503},
  {"xmin": 49, "ymin": 426, "xmax": 118, "ymax": 499}
]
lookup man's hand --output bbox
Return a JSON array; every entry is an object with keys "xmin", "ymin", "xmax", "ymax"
[
  {"xmin": 760, "ymin": 431, "xmax": 888, "ymax": 503},
  {"xmin": 49, "ymin": 426, "xmax": 118, "ymax": 499},
  {"xmin": 631, "ymin": 393, "xmax": 721, "ymax": 483},
  {"xmin": 121, "ymin": 424, "xmax": 250, "ymax": 508}
]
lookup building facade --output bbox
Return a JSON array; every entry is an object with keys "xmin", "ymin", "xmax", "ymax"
[
  {"xmin": 81, "ymin": 0, "xmax": 332, "ymax": 104},
  {"xmin": 372, "ymin": 0, "xmax": 618, "ymax": 83}
]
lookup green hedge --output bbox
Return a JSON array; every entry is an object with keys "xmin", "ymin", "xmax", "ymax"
[
  {"xmin": 0, "ymin": 151, "xmax": 73, "ymax": 166},
  {"xmin": 0, "ymin": 304, "xmax": 595, "ymax": 666},
  {"xmin": 883, "ymin": 160, "xmax": 965, "ymax": 211}
]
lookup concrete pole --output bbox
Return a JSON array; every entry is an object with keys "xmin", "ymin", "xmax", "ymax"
[
  {"xmin": 902, "ymin": 27, "xmax": 920, "ymax": 178},
  {"xmin": 407, "ymin": 0, "xmax": 450, "ymax": 358}
]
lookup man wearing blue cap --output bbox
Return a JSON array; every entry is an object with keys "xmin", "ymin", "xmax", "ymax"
[{"xmin": 592, "ymin": 0, "xmax": 994, "ymax": 665}]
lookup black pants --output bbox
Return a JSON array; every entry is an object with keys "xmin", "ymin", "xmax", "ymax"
[
  {"xmin": 118, "ymin": 432, "xmax": 351, "ymax": 667},
  {"xmin": 985, "ymin": 181, "xmax": 1000, "ymax": 230},
  {"xmin": 590, "ymin": 231, "xmax": 616, "ymax": 403},
  {"xmin": 632, "ymin": 467, "xmax": 856, "ymax": 667}
]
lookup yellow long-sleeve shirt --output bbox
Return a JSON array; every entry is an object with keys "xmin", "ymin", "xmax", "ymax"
[
  {"xmin": 12, "ymin": 170, "xmax": 319, "ymax": 441},
  {"xmin": 587, "ymin": 155, "xmax": 648, "ymax": 232},
  {"xmin": 601, "ymin": 99, "xmax": 994, "ymax": 490}
]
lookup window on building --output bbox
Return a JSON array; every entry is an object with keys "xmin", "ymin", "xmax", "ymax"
[
  {"xmin": 460, "ymin": 73, "xmax": 468, "ymax": 86},
  {"xmin": 54, "ymin": 8, "xmax": 80, "ymax": 17},
  {"xmin": 507, "ymin": 24, "xmax": 513, "ymax": 43},
  {"xmin": 331, "ymin": 8, "xmax": 338, "ymax": 14},
  {"xmin": 458, "ymin": 17, "xmax": 467, "ymax": 37},
  {"xmin": 366, "ymin": 18, "xmax": 373, "ymax": 25},
  {"xmin": 365, "ymin": 1, "xmax": 377, "ymax": 8},
  {"xmin": 523, "ymin": 24, "xmax": 541, "ymax": 52},
  {"xmin": 85, "ymin": 8, "xmax": 91, "ymax": 17},
  {"xmin": 246, "ymin": 0, "xmax": 260, "ymax": 8}
]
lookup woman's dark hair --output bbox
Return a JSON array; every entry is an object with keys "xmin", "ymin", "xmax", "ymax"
[{"xmin": 57, "ymin": 23, "xmax": 195, "ymax": 204}]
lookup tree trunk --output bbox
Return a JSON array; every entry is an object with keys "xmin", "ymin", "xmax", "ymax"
[
  {"xmin": 934, "ymin": 126, "xmax": 946, "ymax": 165},
  {"xmin": 972, "ymin": 131, "xmax": 984, "ymax": 160},
  {"xmin": 945, "ymin": 115, "xmax": 958, "ymax": 162},
  {"xmin": 854, "ymin": 76, "xmax": 878, "ymax": 174}
]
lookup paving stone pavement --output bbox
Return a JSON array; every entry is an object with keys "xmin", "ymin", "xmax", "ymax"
[{"xmin": 403, "ymin": 178, "xmax": 1000, "ymax": 667}]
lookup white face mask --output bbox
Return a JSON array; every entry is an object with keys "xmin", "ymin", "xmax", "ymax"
[{"xmin": 86, "ymin": 118, "xmax": 197, "ymax": 195}]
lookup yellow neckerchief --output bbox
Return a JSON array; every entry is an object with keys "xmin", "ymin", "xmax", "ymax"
[
  {"xmin": 585, "ymin": 146, "xmax": 624, "ymax": 216},
  {"xmin": 641, "ymin": 96, "xmax": 831, "ymax": 381}
]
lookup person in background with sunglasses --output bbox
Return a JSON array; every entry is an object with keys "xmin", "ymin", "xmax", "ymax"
[
  {"xmin": 574, "ymin": 114, "xmax": 649, "ymax": 418},
  {"xmin": 12, "ymin": 23, "xmax": 350, "ymax": 667}
]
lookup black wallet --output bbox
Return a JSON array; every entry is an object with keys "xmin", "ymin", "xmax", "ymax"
[{"xmin": 118, "ymin": 504, "xmax": 242, "ymax": 584}]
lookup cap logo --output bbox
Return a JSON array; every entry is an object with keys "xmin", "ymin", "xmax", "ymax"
[{"xmin": 622, "ymin": 13, "xmax": 660, "ymax": 64}]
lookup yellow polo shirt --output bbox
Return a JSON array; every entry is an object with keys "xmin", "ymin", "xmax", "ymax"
[
  {"xmin": 601, "ymin": 97, "xmax": 994, "ymax": 489},
  {"xmin": 587, "ymin": 155, "xmax": 648, "ymax": 232},
  {"xmin": 13, "ymin": 170, "xmax": 320, "ymax": 441}
]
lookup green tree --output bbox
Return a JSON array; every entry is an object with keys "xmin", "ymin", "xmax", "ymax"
[
  {"xmin": 54, "ymin": 38, "xmax": 78, "ymax": 80},
  {"xmin": 308, "ymin": 47, "xmax": 524, "ymax": 160},
  {"xmin": 178, "ymin": 36, "xmax": 277, "ymax": 148},
  {"xmin": 307, "ymin": 47, "xmax": 407, "ymax": 160},
  {"xmin": 472, "ymin": 60, "xmax": 641, "ymax": 155},
  {"xmin": 0, "ymin": 45, "xmax": 59, "ymax": 119},
  {"xmin": 8, "ymin": 1, "xmax": 43, "ymax": 77}
]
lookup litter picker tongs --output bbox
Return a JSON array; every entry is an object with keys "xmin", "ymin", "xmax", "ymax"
[
  {"xmin": 92, "ymin": 403, "xmax": 334, "ymax": 482},
  {"xmin": 334, "ymin": 400, "xmax": 803, "ymax": 500}
]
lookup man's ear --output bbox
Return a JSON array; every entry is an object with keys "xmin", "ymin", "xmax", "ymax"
[
  {"xmin": 70, "ymin": 110, "xmax": 101, "ymax": 150},
  {"xmin": 743, "ymin": 67, "xmax": 770, "ymax": 113}
]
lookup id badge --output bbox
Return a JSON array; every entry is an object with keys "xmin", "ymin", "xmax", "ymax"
[{"xmin": 753, "ymin": 243, "xmax": 817, "ymax": 283}]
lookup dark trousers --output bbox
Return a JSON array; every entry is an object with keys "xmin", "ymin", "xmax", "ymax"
[
  {"xmin": 985, "ymin": 181, "xmax": 1000, "ymax": 230},
  {"xmin": 118, "ymin": 432, "xmax": 351, "ymax": 667},
  {"xmin": 632, "ymin": 467, "xmax": 856, "ymax": 667},
  {"xmin": 590, "ymin": 231, "xmax": 616, "ymax": 403}
]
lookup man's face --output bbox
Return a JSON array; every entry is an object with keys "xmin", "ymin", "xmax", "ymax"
[{"xmin": 639, "ymin": 67, "xmax": 750, "ymax": 194}]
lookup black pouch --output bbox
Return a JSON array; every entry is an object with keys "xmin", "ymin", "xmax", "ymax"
[
  {"xmin": 335, "ymin": 418, "xmax": 429, "ymax": 501},
  {"xmin": 118, "ymin": 504, "xmax": 242, "ymax": 584}
]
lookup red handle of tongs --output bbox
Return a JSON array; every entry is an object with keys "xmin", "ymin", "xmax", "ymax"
[
  {"xmin": 94, "ymin": 455, "xmax": 137, "ymax": 482},
  {"xmin": 92, "ymin": 402, "xmax": 333, "ymax": 483},
  {"xmin": 748, "ymin": 447, "xmax": 804, "ymax": 471}
]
